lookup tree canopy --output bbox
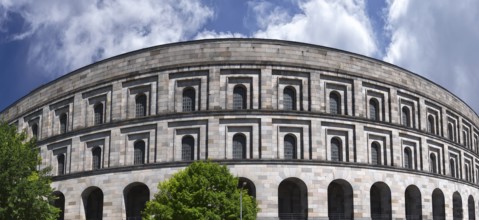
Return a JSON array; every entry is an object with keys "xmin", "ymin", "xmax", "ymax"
[
  {"xmin": 143, "ymin": 161, "xmax": 258, "ymax": 220},
  {"xmin": 0, "ymin": 121, "xmax": 59, "ymax": 220}
]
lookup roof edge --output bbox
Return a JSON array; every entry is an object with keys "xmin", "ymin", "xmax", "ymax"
[{"xmin": 1, "ymin": 38, "xmax": 477, "ymax": 119}]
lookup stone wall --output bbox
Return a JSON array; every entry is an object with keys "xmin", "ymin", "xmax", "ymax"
[{"xmin": 1, "ymin": 39, "xmax": 478, "ymax": 219}]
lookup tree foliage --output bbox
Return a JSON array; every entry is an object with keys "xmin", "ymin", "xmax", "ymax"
[
  {"xmin": 0, "ymin": 121, "xmax": 59, "ymax": 220},
  {"xmin": 143, "ymin": 161, "xmax": 258, "ymax": 220}
]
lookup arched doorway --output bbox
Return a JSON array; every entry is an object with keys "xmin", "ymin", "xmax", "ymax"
[
  {"xmin": 124, "ymin": 182, "xmax": 150, "ymax": 220},
  {"xmin": 405, "ymin": 185, "xmax": 422, "ymax": 220},
  {"xmin": 453, "ymin": 192, "xmax": 463, "ymax": 220},
  {"xmin": 278, "ymin": 178, "xmax": 308, "ymax": 219},
  {"xmin": 52, "ymin": 191, "xmax": 65, "ymax": 220},
  {"xmin": 370, "ymin": 182, "xmax": 392, "ymax": 220},
  {"xmin": 468, "ymin": 195, "xmax": 475, "ymax": 220},
  {"xmin": 82, "ymin": 187, "xmax": 103, "ymax": 220},
  {"xmin": 328, "ymin": 179, "xmax": 353, "ymax": 220},
  {"xmin": 432, "ymin": 189, "xmax": 445, "ymax": 220}
]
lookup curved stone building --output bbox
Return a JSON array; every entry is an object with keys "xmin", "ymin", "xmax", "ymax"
[{"xmin": 1, "ymin": 39, "xmax": 479, "ymax": 220}]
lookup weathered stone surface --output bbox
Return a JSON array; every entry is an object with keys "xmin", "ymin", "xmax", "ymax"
[{"xmin": 1, "ymin": 39, "xmax": 478, "ymax": 219}]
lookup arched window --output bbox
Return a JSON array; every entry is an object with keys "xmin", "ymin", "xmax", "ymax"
[
  {"xmin": 453, "ymin": 192, "xmax": 463, "ymax": 220},
  {"xmin": 135, "ymin": 94, "xmax": 147, "ymax": 117},
  {"xmin": 465, "ymin": 165, "xmax": 470, "ymax": 182},
  {"xmin": 430, "ymin": 154, "xmax": 438, "ymax": 174},
  {"xmin": 31, "ymin": 123, "xmax": 39, "ymax": 138},
  {"xmin": 92, "ymin": 147, "xmax": 101, "ymax": 170},
  {"xmin": 404, "ymin": 148, "xmax": 412, "ymax": 169},
  {"xmin": 134, "ymin": 141, "xmax": 145, "ymax": 165},
  {"xmin": 464, "ymin": 164, "xmax": 471, "ymax": 181},
  {"xmin": 328, "ymin": 179, "xmax": 353, "ymax": 220},
  {"xmin": 283, "ymin": 86, "xmax": 296, "ymax": 111},
  {"xmin": 182, "ymin": 87, "xmax": 196, "ymax": 112},
  {"xmin": 57, "ymin": 154, "xmax": 65, "ymax": 175},
  {"xmin": 284, "ymin": 134, "xmax": 297, "ymax": 159},
  {"xmin": 52, "ymin": 191, "xmax": 65, "ymax": 220},
  {"xmin": 94, "ymin": 103, "xmax": 104, "ymax": 125},
  {"xmin": 278, "ymin": 178, "xmax": 308, "ymax": 220},
  {"xmin": 405, "ymin": 185, "xmax": 422, "ymax": 220},
  {"xmin": 371, "ymin": 142, "xmax": 381, "ymax": 165},
  {"xmin": 474, "ymin": 137, "xmax": 478, "ymax": 153},
  {"xmin": 331, "ymin": 138, "xmax": 342, "ymax": 162},
  {"xmin": 238, "ymin": 177, "xmax": 256, "ymax": 198},
  {"xmin": 428, "ymin": 115, "xmax": 436, "ymax": 134},
  {"xmin": 233, "ymin": 133, "xmax": 246, "ymax": 159},
  {"xmin": 182, "ymin": 136, "xmax": 195, "ymax": 161},
  {"xmin": 463, "ymin": 131, "xmax": 468, "ymax": 147},
  {"xmin": 370, "ymin": 182, "xmax": 392, "ymax": 220},
  {"xmin": 432, "ymin": 189, "xmax": 446, "ymax": 220},
  {"xmin": 472, "ymin": 169, "xmax": 475, "ymax": 183},
  {"xmin": 369, "ymin": 99, "xmax": 379, "ymax": 121},
  {"xmin": 329, "ymin": 92, "xmax": 341, "ymax": 114},
  {"xmin": 401, "ymin": 106, "xmax": 410, "ymax": 127},
  {"xmin": 60, "ymin": 113, "xmax": 67, "ymax": 134},
  {"xmin": 233, "ymin": 85, "xmax": 247, "ymax": 110},
  {"xmin": 450, "ymin": 159, "xmax": 456, "ymax": 178},
  {"xmin": 468, "ymin": 196, "xmax": 475, "ymax": 220},
  {"xmin": 82, "ymin": 187, "xmax": 103, "ymax": 220},
  {"xmin": 448, "ymin": 123, "xmax": 454, "ymax": 141},
  {"xmin": 471, "ymin": 167, "xmax": 474, "ymax": 183},
  {"xmin": 124, "ymin": 183, "xmax": 150, "ymax": 220}
]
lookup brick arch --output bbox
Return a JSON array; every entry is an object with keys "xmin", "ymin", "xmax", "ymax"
[
  {"xmin": 453, "ymin": 191, "xmax": 463, "ymax": 220},
  {"xmin": 81, "ymin": 186, "xmax": 104, "ymax": 220},
  {"xmin": 123, "ymin": 182, "xmax": 150, "ymax": 220},
  {"xmin": 278, "ymin": 177, "xmax": 308, "ymax": 219},
  {"xmin": 52, "ymin": 191, "xmax": 65, "ymax": 220},
  {"xmin": 370, "ymin": 181, "xmax": 391, "ymax": 220},
  {"xmin": 432, "ymin": 188, "xmax": 445, "ymax": 220},
  {"xmin": 405, "ymin": 185, "xmax": 422, "ymax": 219},
  {"xmin": 328, "ymin": 179, "xmax": 353, "ymax": 220}
]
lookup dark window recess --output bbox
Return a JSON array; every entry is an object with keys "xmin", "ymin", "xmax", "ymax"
[
  {"xmin": 233, "ymin": 85, "xmax": 247, "ymax": 110},
  {"xmin": 283, "ymin": 87, "xmax": 296, "ymax": 111},
  {"xmin": 182, "ymin": 88, "xmax": 196, "ymax": 112},
  {"xmin": 134, "ymin": 141, "xmax": 145, "ymax": 165},
  {"xmin": 135, "ymin": 94, "xmax": 147, "ymax": 117},
  {"xmin": 182, "ymin": 136, "xmax": 195, "ymax": 161}
]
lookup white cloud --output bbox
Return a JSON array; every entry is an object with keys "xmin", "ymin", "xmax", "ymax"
[
  {"xmin": 384, "ymin": 0, "xmax": 479, "ymax": 112},
  {"xmin": 251, "ymin": 0, "xmax": 378, "ymax": 57},
  {"xmin": 0, "ymin": 0, "xmax": 214, "ymax": 77},
  {"xmin": 248, "ymin": 1, "xmax": 292, "ymax": 29},
  {"xmin": 0, "ymin": 2, "xmax": 11, "ymax": 34},
  {"xmin": 194, "ymin": 30, "xmax": 246, "ymax": 40}
]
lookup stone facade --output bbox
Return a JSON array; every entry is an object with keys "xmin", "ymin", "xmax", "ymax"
[{"xmin": 1, "ymin": 39, "xmax": 479, "ymax": 219}]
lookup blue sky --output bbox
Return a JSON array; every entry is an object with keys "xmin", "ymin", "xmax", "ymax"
[{"xmin": 1, "ymin": 0, "xmax": 479, "ymax": 113}]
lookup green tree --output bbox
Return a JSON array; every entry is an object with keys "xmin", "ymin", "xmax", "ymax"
[
  {"xmin": 143, "ymin": 161, "xmax": 258, "ymax": 220},
  {"xmin": 0, "ymin": 121, "xmax": 59, "ymax": 220}
]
